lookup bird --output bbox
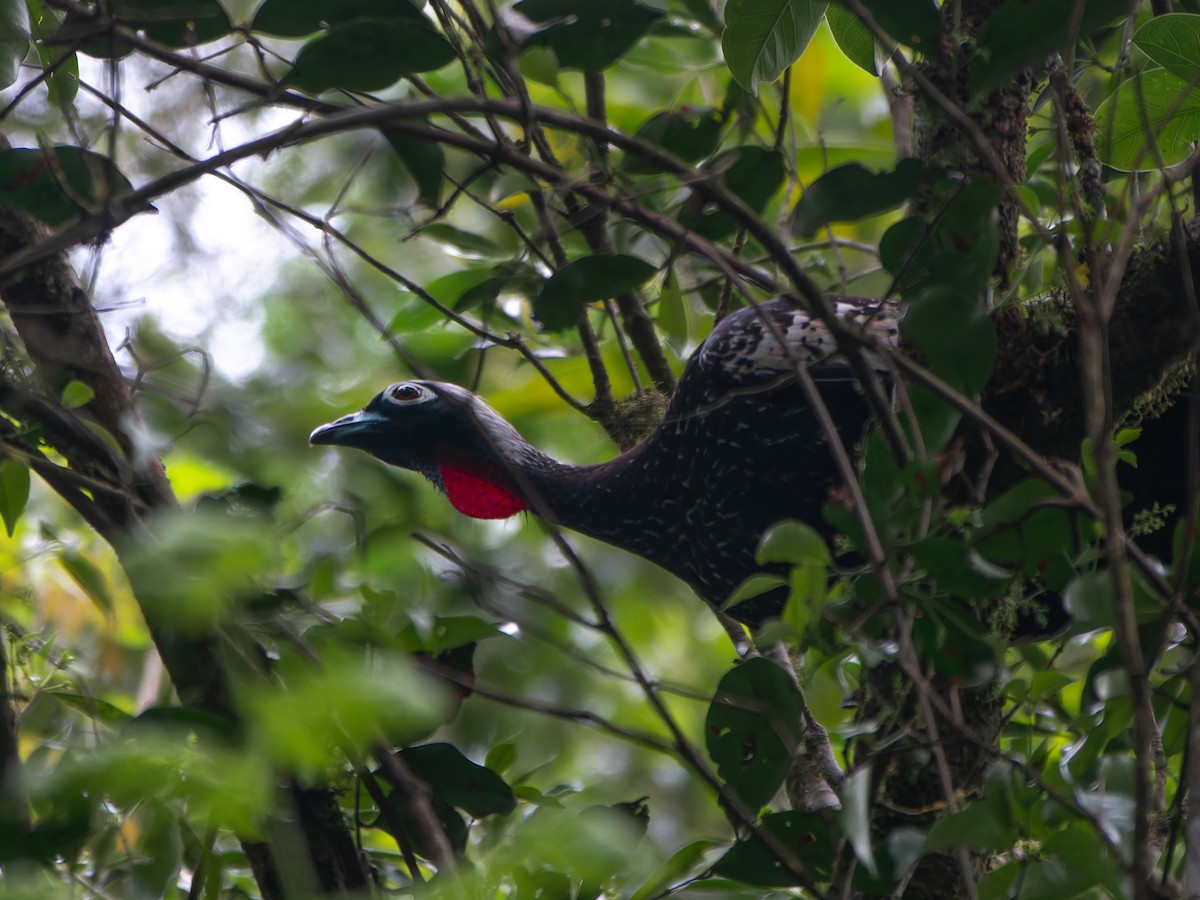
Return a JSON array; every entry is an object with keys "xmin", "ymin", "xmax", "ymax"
[{"xmin": 310, "ymin": 297, "xmax": 900, "ymax": 628}]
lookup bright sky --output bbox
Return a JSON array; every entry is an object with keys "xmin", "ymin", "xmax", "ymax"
[{"xmin": 61, "ymin": 60, "xmax": 301, "ymax": 380}]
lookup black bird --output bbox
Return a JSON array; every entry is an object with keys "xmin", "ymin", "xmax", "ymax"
[{"xmin": 310, "ymin": 298, "xmax": 899, "ymax": 627}]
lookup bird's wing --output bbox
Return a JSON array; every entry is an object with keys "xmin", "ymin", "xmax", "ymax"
[{"xmin": 668, "ymin": 297, "xmax": 899, "ymax": 420}]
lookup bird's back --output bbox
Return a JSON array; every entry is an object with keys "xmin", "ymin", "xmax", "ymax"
[{"xmin": 557, "ymin": 299, "xmax": 896, "ymax": 624}]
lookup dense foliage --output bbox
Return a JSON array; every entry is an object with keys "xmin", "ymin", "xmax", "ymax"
[{"xmin": 0, "ymin": 0, "xmax": 1197, "ymax": 897}]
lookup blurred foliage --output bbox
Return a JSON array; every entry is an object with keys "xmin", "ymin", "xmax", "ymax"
[{"xmin": 0, "ymin": 0, "xmax": 1192, "ymax": 898}]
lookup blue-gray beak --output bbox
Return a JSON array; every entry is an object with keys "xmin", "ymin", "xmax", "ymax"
[{"xmin": 308, "ymin": 409, "xmax": 388, "ymax": 447}]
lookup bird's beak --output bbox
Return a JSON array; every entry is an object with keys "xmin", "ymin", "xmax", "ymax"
[{"xmin": 309, "ymin": 409, "xmax": 387, "ymax": 447}]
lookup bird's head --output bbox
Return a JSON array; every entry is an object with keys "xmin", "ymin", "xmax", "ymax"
[{"xmin": 310, "ymin": 381, "xmax": 539, "ymax": 519}]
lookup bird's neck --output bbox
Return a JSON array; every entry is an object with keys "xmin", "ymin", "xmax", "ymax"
[
  {"xmin": 438, "ymin": 463, "xmax": 530, "ymax": 519},
  {"xmin": 438, "ymin": 439, "xmax": 645, "ymax": 543}
]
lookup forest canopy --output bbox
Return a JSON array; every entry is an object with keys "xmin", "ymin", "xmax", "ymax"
[{"xmin": 0, "ymin": 1, "xmax": 1198, "ymax": 898}]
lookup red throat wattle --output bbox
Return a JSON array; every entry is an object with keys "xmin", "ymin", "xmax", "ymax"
[{"xmin": 438, "ymin": 464, "xmax": 528, "ymax": 519}]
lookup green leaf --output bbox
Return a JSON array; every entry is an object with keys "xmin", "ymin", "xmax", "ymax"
[
  {"xmin": 722, "ymin": 0, "xmax": 828, "ymax": 93},
  {"xmin": 418, "ymin": 224, "xmax": 506, "ymax": 260},
  {"xmin": 901, "ymin": 285, "xmax": 996, "ymax": 396},
  {"xmin": 0, "ymin": 146, "xmax": 146, "ymax": 226},
  {"xmin": 1094, "ymin": 68, "xmax": 1200, "ymax": 171},
  {"xmin": 66, "ymin": 0, "xmax": 232, "ymax": 58},
  {"xmin": 59, "ymin": 549, "xmax": 114, "ymax": 615},
  {"xmin": 60, "ymin": 379, "xmax": 94, "ymax": 409},
  {"xmin": 878, "ymin": 215, "xmax": 929, "ymax": 282},
  {"xmin": 969, "ymin": 0, "xmax": 1133, "ymax": 98},
  {"xmin": 906, "ymin": 536, "xmax": 1012, "ymax": 599},
  {"xmin": 623, "ymin": 107, "xmax": 724, "ymax": 173},
  {"xmin": 38, "ymin": 46, "xmax": 78, "ymax": 109},
  {"xmin": 682, "ymin": 146, "xmax": 786, "ymax": 240},
  {"xmin": 923, "ymin": 799, "xmax": 1016, "ymax": 853},
  {"xmin": 853, "ymin": 827, "xmax": 925, "ymax": 894},
  {"xmin": 0, "ymin": 458, "xmax": 29, "ymax": 538},
  {"xmin": 656, "ymin": 268, "xmax": 690, "ymax": 350},
  {"xmin": 246, "ymin": 653, "xmax": 450, "ymax": 775},
  {"xmin": 767, "ymin": 522, "xmax": 836, "ymax": 633},
  {"xmin": 1014, "ymin": 825, "xmax": 1121, "ymax": 898},
  {"xmin": 705, "ymin": 658, "xmax": 805, "ymax": 809},
  {"xmin": 1133, "ymin": 14, "xmax": 1200, "ymax": 85},
  {"xmin": 838, "ymin": 766, "xmax": 876, "ymax": 872},
  {"xmin": 286, "ymin": 19, "xmax": 455, "ymax": 93},
  {"xmin": 792, "ymin": 159, "xmax": 940, "ymax": 236},
  {"xmin": 631, "ymin": 840, "xmax": 719, "ymax": 900},
  {"xmin": 756, "ymin": 520, "xmax": 831, "ymax": 566},
  {"xmin": 251, "ymin": 0, "xmax": 423, "ymax": 37},
  {"xmin": 1062, "ymin": 571, "xmax": 1116, "ymax": 635},
  {"xmin": 723, "ymin": 572, "xmax": 788, "ymax": 610},
  {"xmin": 425, "ymin": 615, "xmax": 502, "ymax": 653},
  {"xmin": 0, "ymin": 0, "xmax": 30, "ymax": 90},
  {"xmin": 127, "ymin": 705, "xmax": 239, "ymax": 741},
  {"xmin": 53, "ymin": 692, "xmax": 132, "ymax": 726},
  {"xmin": 455, "ymin": 263, "xmax": 541, "ymax": 313},
  {"xmin": 502, "ymin": 0, "xmax": 661, "ymax": 70},
  {"xmin": 781, "ymin": 565, "xmax": 824, "ymax": 633},
  {"xmin": 825, "ymin": 4, "xmax": 878, "ymax": 74},
  {"xmin": 534, "ymin": 254, "xmax": 657, "ymax": 331},
  {"xmin": 977, "ymin": 478, "xmax": 1058, "ymax": 531},
  {"xmin": 398, "ymin": 743, "xmax": 516, "ymax": 817},
  {"xmin": 713, "ymin": 809, "xmax": 834, "ymax": 885},
  {"xmin": 30, "ymin": 9, "xmax": 79, "ymax": 108},
  {"xmin": 129, "ymin": 0, "xmax": 229, "ymax": 46},
  {"xmin": 912, "ymin": 597, "xmax": 1004, "ymax": 686},
  {"xmin": 829, "ymin": 0, "xmax": 938, "ymax": 52},
  {"xmin": 484, "ymin": 741, "xmax": 517, "ymax": 774},
  {"xmin": 1172, "ymin": 497, "xmax": 1200, "ymax": 600},
  {"xmin": 385, "ymin": 133, "xmax": 445, "ymax": 209}
]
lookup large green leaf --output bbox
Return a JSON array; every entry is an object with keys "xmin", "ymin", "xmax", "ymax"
[
  {"xmin": 901, "ymin": 284, "xmax": 996, "ymax": 395},
  {"xmin": 0, "ymin": 457, "xmax": 29, "ymax": 538},
  {"xmin": 59, "ymin": 548, "xmax": 114, "ymax": 615},
  {"xmin": 682, "ymin": 146, "xmax": 786, "ymax": 240},
  {"xmin": 829, "ymin": 0, "xmax": 938, "ymax": 52},
  {"xmin": 623, "ymin": 107, "xmax": 724, "ymax": 172},
  {"xmin": 968, "ymin": 0, "xmax": 1131, "ymax": 98},
  {"xmin": 911, "ymin": 597, "xmax": 1005, "ymax": 686},
  {"xmin": 129, "ymin": 0, "xmax": 230, "ymax": 46},
  {"xmin": 502, "ymin": 0, "xmax": 661, "ymax": 70},
  {"xmin": 1133, "ymin": 14, "xmax": 1200, "ymax": 86},
  {"xmin": 630, "ymin": 840, "xmax": 719, "ymax": 900},
  {"xmin": 1062, "ymin": 571, "xmax": 1116, "ymax": 635},
  {"xmin": 286, "ymin": 18, "xmax": 455, "ymax": 93},
  {"xmin": 64, "ymin": 0, "xmax": 232, "ymax": 58},
  {"xmin": 1095, "ymin": 67, "xmax": 1200, "ymax": 171},
  {"xmin": 923, "ymin": 798, "xmax": 1017, "ymax": 854},
  {"xmin": 906, "ymin": 537, "xmax": 1012, "ymax": 600},
  {"xmin": 722, "ymin": 0, "xmax": 827, "ymax": 93},
  {"xmin": 0, "ymin": 146, "xmax": 146, "ymax": 226},
  {"xmin": 30, "ymin": 10, "xmax": 79, "ymax": 108},
  {"xmin": 756, "ymin": 520, "xmax": 831, "ymax": 566},
  {"xmin": 385, "ymin": 133, "xmax": 445, "ymax": 209},
  {"xmin": 704, "ymin": 658, "xmax": 805, "ymax": 810},
  {"xmin": 713, "ymin": 810, "xmax": 834, "ymax": 885},
  {"xmin": 0, "ymin": 0, "xmax": 29, "ymax": 90},
  {"xmin": 397, "ymin": 743, "xmax": 516, "ymax": 817},
  {"xmin": 825, "ymin": 4, "xmax": 878, "ymax": 74},
  {"xmin": 792, "ymin": 158, "xmax": 940, "ymax": 235},
  {"xmin": 838, "ymin": 766, "xmax": 876, "ymax": 872},
  {"xmin": 534, "ymin": 255, "xmax": 658, "ymax": 331},
  {"xmin": 251, "ymin": 0, "xmax": 425, "ymax": 37}
]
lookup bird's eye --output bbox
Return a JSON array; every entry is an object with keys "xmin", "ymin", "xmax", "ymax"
[{"xmin": 389, "ymin": 383, "xmax": 425, "ymax": 403}]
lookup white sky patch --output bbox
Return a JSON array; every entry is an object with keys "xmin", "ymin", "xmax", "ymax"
[
  {"xmin": 51, "ymin": 57, "xmax": 303, "ymax": 379},
  {"xmin": 80, "ymin": 159, "xmax": 292, "ymax": 377}
]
